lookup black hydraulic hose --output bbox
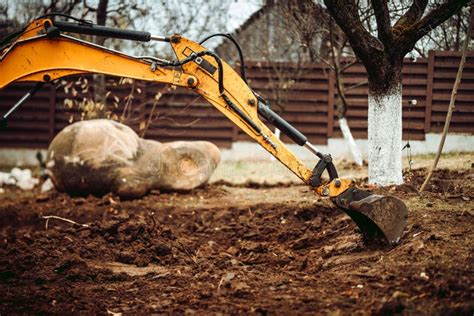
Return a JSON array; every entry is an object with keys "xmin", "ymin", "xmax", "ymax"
[
  {"xmin": 199, "ymin": 33, "xmax": 247, "ymax": 84},
  {"xmin": 167, "ymin": 49, "xmax": 264, "ymax": 138},
  {"xmin": 1, "ymin": 12, "xmax": 95, "ymax": 50},
  {"xmin": 53, "ymin": 21, "xmax": 152, "ymax": 42},
  {"xmin": 0, "ymin": 28, "xmax": 26, "ymax": 50},
  {"xmin": 167, "ymin": 50, "xmax": 225, "ymax": 95}
]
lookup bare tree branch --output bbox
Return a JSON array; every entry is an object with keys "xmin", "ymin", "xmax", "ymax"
[
  {"xmin": 371, "ymin": 0, "xmax": 393, "ymax": 46},
  {"xmin": 324, "ymin": 0, "xmax": 384, "ymax": 58},
  {"xmin": 340, "ymin": 59, "xmax": 359, "ymax": 72},
  {"xmin": 396, "ymin": 0, "xmax": 470, "ymax": 55},
  {"xmin": 83, "ymin": 0, "xmax": 97, "ymax": 12},
  {"xmin": 324, "ymin": 0, "xmax": 387, "ymax": 87},
  {"xmin": 326, "ymin": 0, "xmax": 468, "ymax": 93},
  {"xmin": 346, "ymin": 80, "xmax": 368, "ymax": 91},
  {"xmin": 393, "ymin": 0, "xmax": 428, "ymax": 34},
  {"xmin": 96, "ymin": 0, "xmax": 108, "ymax": 26}
]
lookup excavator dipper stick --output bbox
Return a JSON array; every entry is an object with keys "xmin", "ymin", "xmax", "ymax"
[{"xmin": 0, "ymin": 16, "xmax": 408, "ymax": 245}]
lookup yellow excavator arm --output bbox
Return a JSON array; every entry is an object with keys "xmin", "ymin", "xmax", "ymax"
[{"xmin": 0, "ymin": 16, "xmax": 407, "ymax": 245}]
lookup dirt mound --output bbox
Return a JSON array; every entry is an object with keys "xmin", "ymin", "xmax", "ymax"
[
  {"xmin": 405, "ymin": 168, "xmax": 473, "ymax": 196},
  {"xmin": 0, "ymin": 168, "xmax": 472, "ymax": 314}
]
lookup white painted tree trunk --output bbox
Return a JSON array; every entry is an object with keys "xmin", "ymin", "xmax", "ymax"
[
  {"xmin": 339, "ymin": 117, "xmax": 363, "ymax": 166},
  {"xmin": 368, "ymin": 85, "xmax": 403, "ymax": 185}
]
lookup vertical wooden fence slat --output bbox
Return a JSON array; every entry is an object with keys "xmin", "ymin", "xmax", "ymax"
[
  {"xmin": 424, "ymin": 50, "xmax": 435, "ymax": 133},
  {"xmin": 0, "ymin": 51, "xmax": 472, "ymax": 149},
  {"xmin": 48, "ymin": 84, "xmax": 56, "ymax": 142},
  {"xmin": 232, "ymin": 124, "xmax": 239, "ymax": 143},
  {"xmin": 327, "ymin": 70, "xmax": 335, "ymax": 138}
]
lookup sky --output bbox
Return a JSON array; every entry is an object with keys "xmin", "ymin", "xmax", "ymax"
[
  {"xmin": 1, "ymin": 0, "xmax": 263, "ymax": 54},
  {"xmin": 2, "ymin": 0, "xmax": 262, "ymax": 34},
  {"xmin": 226, "ymin": 0, "xmax": 262, "ymax": 33},
  {"xmin": 3, "ymin": 0, "xmax": 464, "ymax": 57}
]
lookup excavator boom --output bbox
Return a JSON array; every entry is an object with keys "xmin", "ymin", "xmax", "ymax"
[{"xmin": 0, "ymin": 16, "xmax": 407, "ymax": 245}]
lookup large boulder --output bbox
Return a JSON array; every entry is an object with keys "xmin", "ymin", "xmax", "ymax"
[{"xmin": 46, "ymin": 119, "xmax": 220, "ymax": 198}]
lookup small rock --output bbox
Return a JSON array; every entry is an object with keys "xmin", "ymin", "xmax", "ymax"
[
  {"xmin": 101, "ymin": 219, "xmax": 121, "ymax": 235},
  {"xmin": 0, "ymin": 171, "xmax": 15, "ymax": 186},
  {"xmin": 391, "ymin": 291, "xmax": 409, "ymax": 299},
  {"xmin": 41, "ymin": 178, "xmax": 54, "ymax": 192},
  {"xmin": 73, "ymin": 197, "xmax": 87, "ymax": 205},
  {"xmin": 427, "ymin": 234, "xmax": 443, "ymax": 241},
  {"xmin": 134, "ymin": 256, "xmax": 150, "ymax": 267},
  {"xmin": 226, "ymin": 246, "xmax": 239, "ymax": 255},
  {"xmin": 323, "ymin": 245, "xmax": 335, "ymax": 254},
  {"xmin": 10, "ymin": 168, "xmax": 39, "ymax": 190},
  {"xmin": 79, "ymin": 229, "xmax": 91, "ymax": 238},
  {"xmin": 223, "ymin": 272, "xmax": 236, "ymax": 282},
  {"xmin": 394, "ymin": 184, "xmax": 418, "ymax": 193},
  {"xmin": 106, "ymin": 309, "xmax": 122, "ymax": 316},
  {"xmin": 231, "ymin": 281, "xmax": 250, "ymax": 291},
  {"xmin": 35, "ymin": 193, "xmax": 50, "ymax": 202},
  {"xmin": 420, "ymin": 272, "xmax": 429, "ymax": 280},
  {"xmin": 115, "ymin": 251, "xmax": 135, "ymax": 264},
  {"xmin": 151, "ymin": 243, "xmax": 172, "ymax": 257}
]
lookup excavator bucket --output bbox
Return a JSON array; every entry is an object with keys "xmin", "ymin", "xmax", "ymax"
[{"xmin": 333, "ymin": 187, "xmax": 408, "ymax": 246}]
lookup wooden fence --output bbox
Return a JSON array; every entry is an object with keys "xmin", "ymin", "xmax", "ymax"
[{"xmin": 0, "ymin": 50, "xmax": 472, "ymax": 149}]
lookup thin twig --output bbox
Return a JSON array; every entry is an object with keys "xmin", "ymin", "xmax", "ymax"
[
  {"xmin": 176, "ymin": 240, "xmax": 199, "ymax": 267},
  {"xmin": 419, "ymin": 5, "xmax": 472, "ymax": 192},
  {"xmin": 42, "ymin": 215, "xmax": 90, "ymax": 230},
  {"xmin": 217, "ymin": 275, "xmax": 225, "ymax": 293},
  {"xmin": 345, "ymin": 80, "xmax": 368, "ymax": 91},
  {"xmin": 340, "ymin": 59, "xmax": 359, "ymax": 73}
]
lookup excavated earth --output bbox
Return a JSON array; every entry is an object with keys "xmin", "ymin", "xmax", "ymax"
[{"xmin": 0, "ymin": 168, "xmax": 472, "ymax": 315}]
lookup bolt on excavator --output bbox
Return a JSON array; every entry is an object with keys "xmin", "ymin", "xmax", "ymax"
[{"xmin": 0, "ymin": 15, "xmax": 408, "ymax": 246}]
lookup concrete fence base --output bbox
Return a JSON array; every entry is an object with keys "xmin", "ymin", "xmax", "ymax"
[
  {"xmin": 220, "ymin": 133, "xmax": 474, "ymax": 161},
  {"xmin": 1, "ymin": 133, "xmax": 473, "ymax": 167}
]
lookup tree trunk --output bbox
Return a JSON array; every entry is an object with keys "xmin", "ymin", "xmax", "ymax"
[
  {"xmin": 93, "ymin": 0, "xmax": 109, "ymax": 113},
  {"xmin": 322, "ymin": 0, "xmax": 469, "ymax": 185},
  {"xmin": 368, "ymin": 83, "xmax": 403, "ymax": 185}
]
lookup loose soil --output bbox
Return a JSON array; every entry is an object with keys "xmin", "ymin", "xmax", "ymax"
[{"xmin": 0, "ymin": 168, "xmax": 472, "ymax": 315}]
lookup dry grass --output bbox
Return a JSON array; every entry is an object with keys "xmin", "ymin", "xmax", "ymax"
[{"xmin": 210, "ymin": 152, "xmax": 473, "ymax": 185}]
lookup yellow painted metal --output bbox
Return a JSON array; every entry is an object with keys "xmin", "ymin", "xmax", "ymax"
[
  {"xmin": 316, "ymin": 178, "xmax": 353, "ymax": 198},
  {"xmin": 170, "ymin": 36, "xmax": 314, "ymax": 183},
  {"xmin": 15, "ymin": 18, "xmax": 52, "ymax": 41},
  {"xmin": 0, "ymin": 19, "xmax": 195, "ymax": 89},
  {"xmin": 0, "ymin": 18, "xmax": 339, "ymax": 189}
]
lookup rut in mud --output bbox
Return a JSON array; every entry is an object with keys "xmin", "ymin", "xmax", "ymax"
[{"xmin": 0, "ymin": 168, "xmax": 472, "ymax": 314}]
